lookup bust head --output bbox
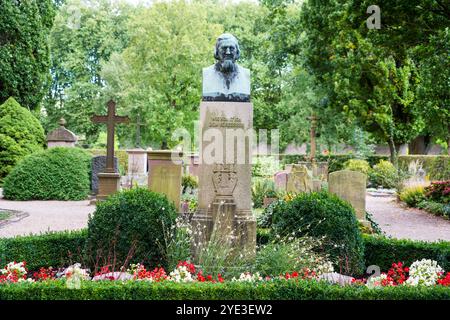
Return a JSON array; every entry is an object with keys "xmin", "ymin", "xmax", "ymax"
[{"xmin": 214, "ymin": 33, "xmax": 240, "ymax": 74}]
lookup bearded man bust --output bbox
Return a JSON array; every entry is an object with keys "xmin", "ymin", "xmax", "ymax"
[{"xmin": 202, "ymin": 33, "xmax": 250, "ymax": 102}]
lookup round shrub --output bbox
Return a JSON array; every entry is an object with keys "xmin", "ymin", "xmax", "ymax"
[
  {"xmin": 85, "ymin": 188, "xmax": 178, "ymax": 270},
  {"xmin": 271, "ymin": 191, "xmax": 365, "ymax": 276},
  {"xmin": 343, "ymin": 159, "xmax": 371, "ymax": 175},
  {"xmin": 3, "ymin": 147, "xmax": 91, "ymax": 200},
  {"xmin": 399, "ymin": 186, "xmax": 426, "ymax": 207},
  {"xmin": 369, "ymin": 160, "xmax": 398, "ymax": 189},
  {"xmin": 0, "ymin": 97, "xmax": 45, "ymax": 184}
]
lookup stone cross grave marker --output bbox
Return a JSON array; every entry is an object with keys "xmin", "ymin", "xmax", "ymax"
[{"xmin": 91, "ymin": 100, "xmax": 129, "ymax": 200}]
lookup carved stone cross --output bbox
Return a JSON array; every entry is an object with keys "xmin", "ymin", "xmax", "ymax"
[{"xmin": 91, "ymin": 100, "xmax": 129, "ymax": 173}]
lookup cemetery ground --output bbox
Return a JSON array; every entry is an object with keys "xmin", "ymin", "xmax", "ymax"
[{"xmin": 1, "ymin": 193, "xmax": 450, "ymax": 241}]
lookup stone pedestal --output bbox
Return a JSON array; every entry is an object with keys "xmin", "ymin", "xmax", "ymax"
[
  {"xmin": 127, "ymin": 148, "xmax": 148, "ymax": 187},
  {"xmin": 96, "ymin": 172, "xmax": 121, "ymax": 201},
  {"xmin": 148, "ymin": 150, "xmax": 183, "ymax": 211},
  {"xmin": 191, "ymin": 101, "xmax": 256, "ymax": 263}
]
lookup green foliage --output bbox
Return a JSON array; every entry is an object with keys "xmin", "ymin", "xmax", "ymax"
[
  {"xmin": 343, "ymin": 159, "xmax": 371, "ymax": 175},
  {"xmin": 43, "ymin": 0, "xmax": 133, "ymax": 144},
  {"xmin": 252, "ymin": 156, "xmax": 282, "ymax": 178},
  {"xmin": 0, "ymin": 97, "xmax": 45, "ymax": 184},
  {"xmin": 85, "ymin": 188, "xmax": 178, "ymax": 270},
  {"xmin": 424, "ymin": 181, "xmax": 450, "ymax": 204},
  {"xmin": 1, "ymin": 278, "xmax": 449, "ymax": 300},
  {"xmin": 255, "ymin": 236, "xmax": 333, "ymax": 277},
  {"xmin": 252, "ymin": 178, "xmax": 277, "ymax": 208},
  {"xmin": 398, "ymin": 155, "xmax": 450, "ymax": 181},
  {"xmin": 182, "ymin": 175, "xmax": 198, "ymax": 193},
  {"xmin": 270, "ymin": 191, "xmax": 365, "ymax": 275},
  {"xmin": 0, "ymin": 0, "xmax": 56, "ymax": 110},
  {"xmin": 363, "ymin": 235, "xmax": 450, "ymax": 272},
  {"xmin": 369, "ymin": 160, "xmax": 399, "ymax": 189},
  {"xmin": 399, "ymin": 186, "xmax": 426, "ymax": 207},
  {"xmin": 102, "ymin": 0, "xmax": 223, "ymax": 149},
  {"xmin": 3, "ymin": 147, "xmax": 91, "ymax": 201},
  {"xmin": 417, "ymin": 201, "xmax": 450, "ymax": 219},
  {"xmin": 0, "ymin": 230, "xmax": 87, "ymax": 272}
]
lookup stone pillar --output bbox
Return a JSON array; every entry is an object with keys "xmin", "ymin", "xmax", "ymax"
[
  {"xmin": 148, "ymin": 150, "xmax": 183, "ymax": 211},
  {"xmin": 191, "ymin": 101, "xmax": 256, "ymax": 262},
  {"xmin": 126, "ymin": 148, "xmax": 148, "ymax": 186},
  {"xmin": 329, "ymin": 170, "xmax": 370, "ymax": 228}
]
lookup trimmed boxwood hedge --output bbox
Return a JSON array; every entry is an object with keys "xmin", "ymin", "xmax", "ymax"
[
  {"xmin": 3, "ymin": 147, "xmax": 91, "ymax": 200},
  {"xmin": 363, "ymin": 235, "xmax": 450, "ymax": 272},
  {"xmin": 0, "ymin": 230, "xmax": 87, "ymax": 271},
  {"xmin": 0, "ymin": 279, "xmax": 448, "ymax": 300},
  {"xmin": 2, "ymin": 230, "xmax": 450, "ymax": 276}
]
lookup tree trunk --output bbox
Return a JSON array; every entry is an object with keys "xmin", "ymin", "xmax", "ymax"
[{"xmin": 388, "ymin": 139, "xmax": 398, "ymax": 168}]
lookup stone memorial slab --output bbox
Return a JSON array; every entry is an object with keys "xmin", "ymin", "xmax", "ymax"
[
  {"xmin": 148, "ymin": 150, "xmax": 183, "ymax": 211},
  {"xmin": 274, "ymin": 171, "xmax": 288, "ymax": 190},
  {"xmin": 127, "ymin": 148, "xmax": 148, "ymax": 187},
  {"xmin": 329, "ymin": 170, "xmax": 369, "ymax": 226},
  {"xmin": 286, "ymin": 164, "xmax": 313, "ymax": 194}
]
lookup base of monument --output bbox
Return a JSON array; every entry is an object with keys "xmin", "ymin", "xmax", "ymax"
[
  {"xmin": 190, "ymin": 201, "xmax": 256, "ymax": 264},
  {"xmin": 96, "ymin": 172, "xmax": 121, "ymax": 201}
]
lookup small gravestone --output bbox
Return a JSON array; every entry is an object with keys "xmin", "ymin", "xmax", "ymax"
[
  {"xmin": 47, "ymin": 118, "xmax": 77, "ymax": 148},
  {"xmin": 286, "ymin": 165, "xmax": 313, "ymax": 193},
  {"xmin": 91, "ymin": 156, "xmax": 119, "ymax": 195},
  {"xmin": 126, "ymin": 148, "xmax": 148, "ymax": 187},
  {"xmin": 148, "ymin": 150, "xmax": 183, "ymax": 211},
  {"xmin": 329, "ymin": 170, "xmax": 369, "ymax": 226},
  {"xmin": 274, "ymin": 171, "xmax": 288, "ymax": 190}
]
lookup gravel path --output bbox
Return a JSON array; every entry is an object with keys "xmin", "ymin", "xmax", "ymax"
[
  {"xmin": 1, "ymin": 194, "xmax": 449, "ymax": 242},
  {"xmin": 0, "ymin": 199, "xmax": 94, "ymax": 238},
  {"xmin": 367, "ymin": 195, "xmax": 450, "ymax": 242}
]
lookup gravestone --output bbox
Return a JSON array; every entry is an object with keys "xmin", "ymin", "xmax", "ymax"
[
  {"xmin": 91, "ymin": 156, "xmax": 119, "ymax": 195},
  {"xmin": 286, "ymin": 164, "xmax": 313, "ymax": 193},
  {"xmin": 148, "ymin": 150, "xmax": 183, "ymax": 211},
  {"xmin": 328, "ymin": 170, "xmax": 370, "ymax": 226},
  {"xmin": 126, "ymin": 148, "xmax": 148, "ymax": 187},
  {"xmin": 274, "ymin": 170, "xmax": 288, "ymax": 190},
  {"xmin": 191, "ymin": 33, "xmax": 256, "ymax": 263},
  {"xmin": 47, "ymin": 118, "xmax": 77, "ymax": 148}
]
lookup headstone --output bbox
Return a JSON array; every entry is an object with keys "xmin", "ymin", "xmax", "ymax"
[
  {"xmin": 47, "ymin": 118, "xmax": 77, "ymax": 148},
  {"xmin": 274, "ymin": 171, "xmax": 288, "ymax": 190},
  {"xmin": 286, "ymin": 164, "xmax": 313, "ymax": 193},
  {"xmin": 91, "ymin": 156, "xmax": 119, "ymax": 195},
  {"xmin": 126, "ymin": 148, "xmax": 148, "ymax": 186},
  {"xmin": 148, "ymin": 150, "xmax": 183, "ymax": 211},
  {"xmin": 328, "ymin": 170, "xmax": 369, "ymax": 226},
  {"xmin": 191, "ymin": 33, "xmax": 256, "ymax": 263}
]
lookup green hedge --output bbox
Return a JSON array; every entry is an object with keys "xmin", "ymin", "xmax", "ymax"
[
  {"xmin": 0, "ymin": 230, "xmax": 87, "ymax": 271},
  {"xmin": 3, "ymin": 147, "xmax": 92, "ymax": 200},
  {"xmin": 0, "ymin": 279, "xmax": 448, "ymax": 300},
  {"xmin": 280, "ymin": 155, "xmax": 389, "ymax": 173},
  {"xmin": 398, "ymin": 155, "xmax": 450, "ymax": 180},
  {"xmin": 2, "ymin": 230, "xmax": 450, "ymax": 276},
  {"xmin": 363, "ymin": 235, "xmax": 450, "ymax": 271},
  {"xmin": 0, "ymin": 97, "xmax": 45, "ymax": 184}
]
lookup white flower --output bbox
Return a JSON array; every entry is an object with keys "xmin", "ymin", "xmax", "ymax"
[
  {"xmin": 232, "ymin": 272, "xmax": 262, "ymax": 283},
  {"xmin": 406, "ymin": 259, "xmax": 443, "ymax": 286}
]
